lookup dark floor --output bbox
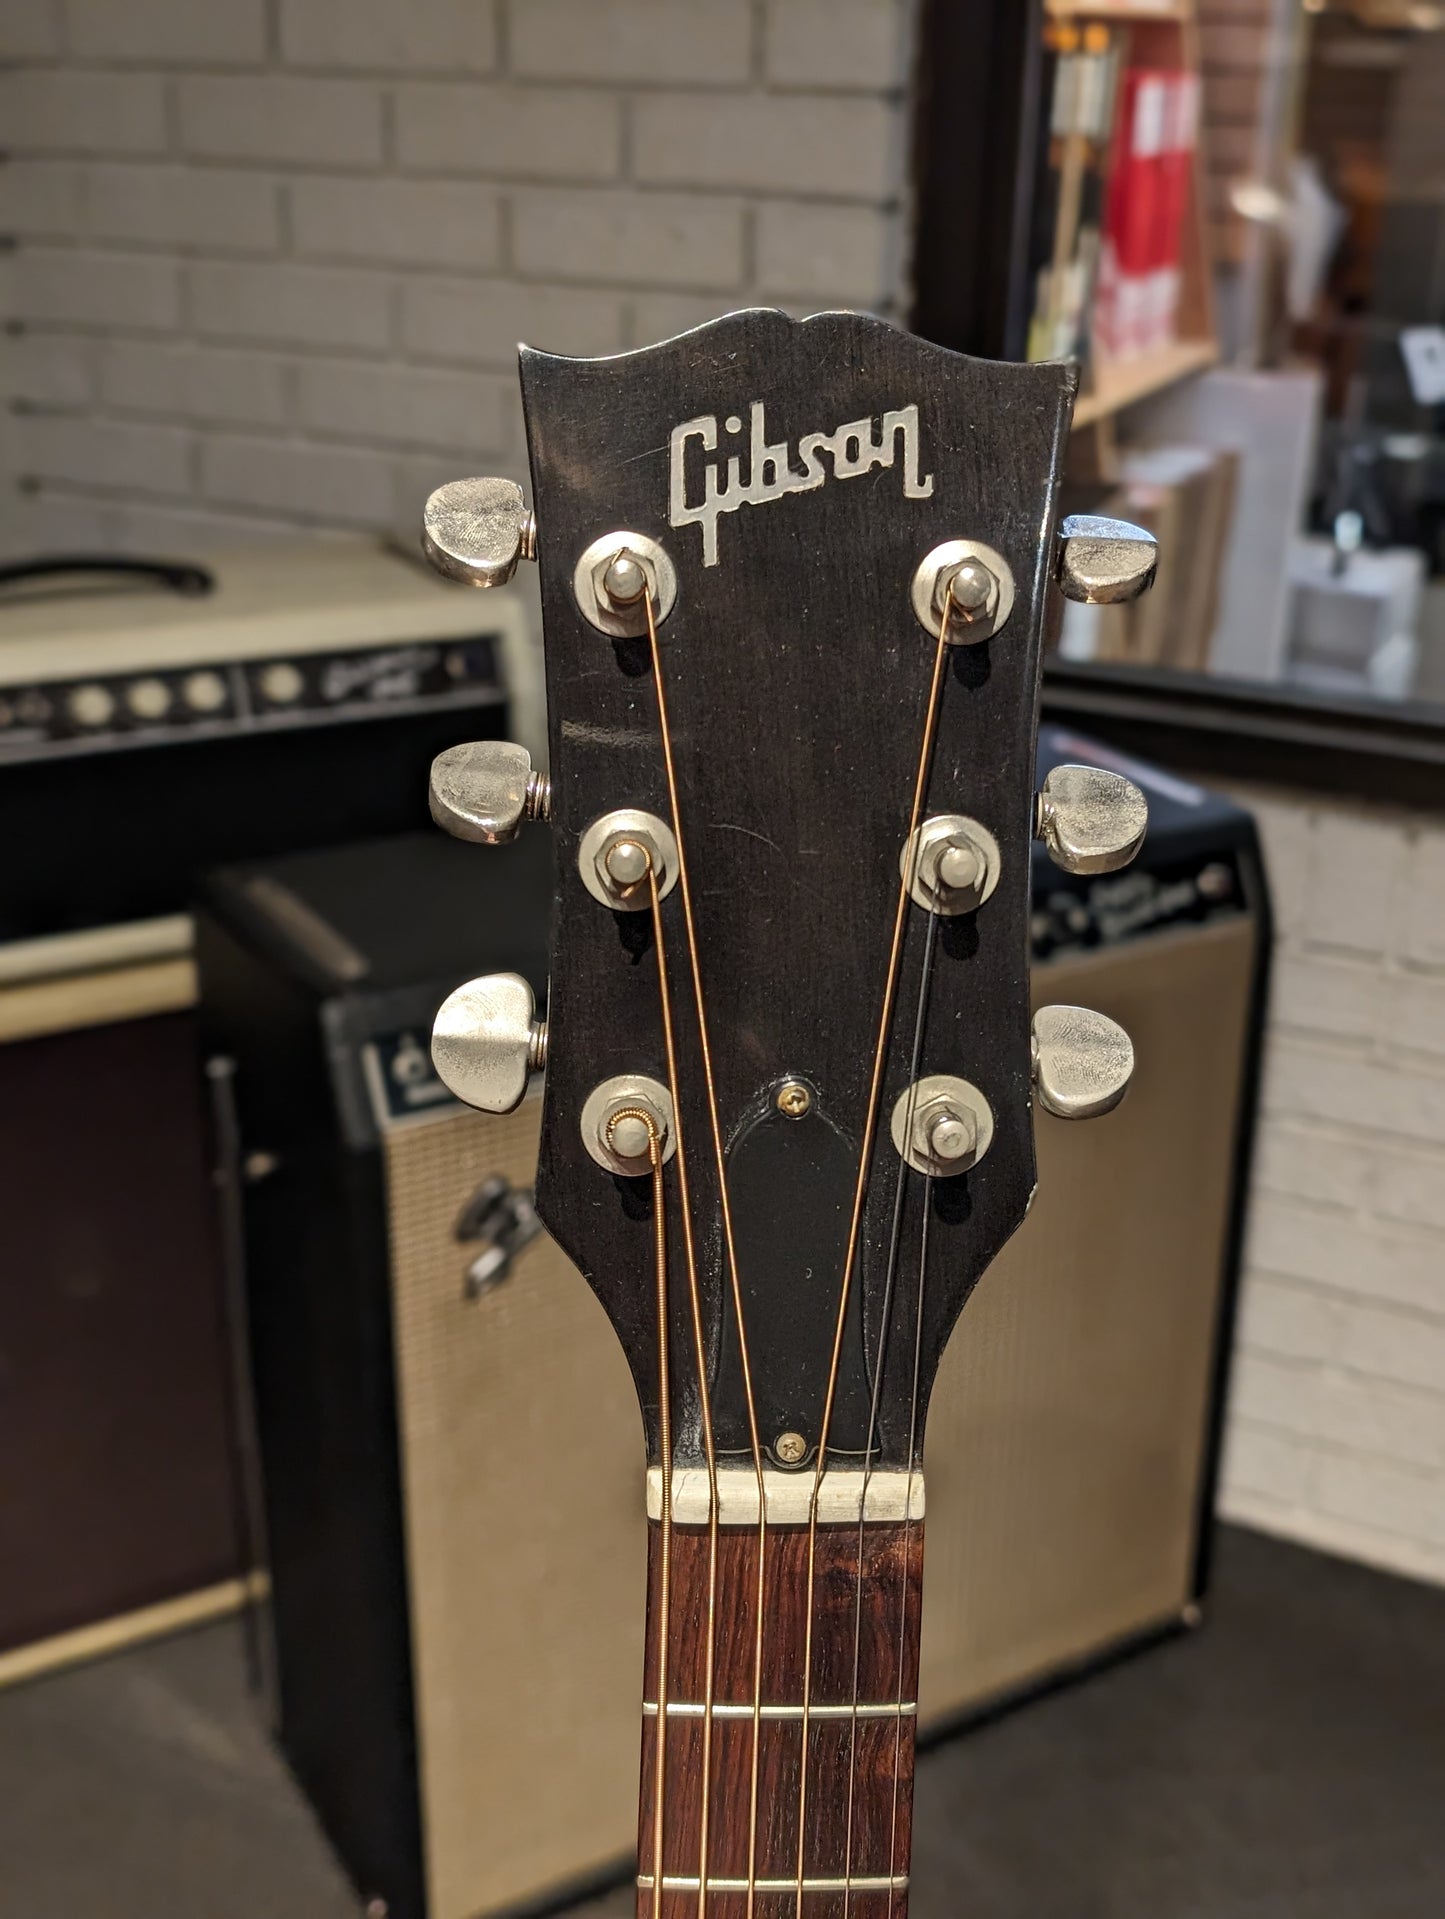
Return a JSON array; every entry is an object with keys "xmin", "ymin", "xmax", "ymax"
[{"xmin": 1, "ymin": 1527, "xmax": 1441, "ymax": 1919}]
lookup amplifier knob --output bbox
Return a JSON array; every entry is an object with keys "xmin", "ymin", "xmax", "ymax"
[
  {"xmin": 183, "ymin": 669, "xmax": 228, "ymax": 714},
  {"xmin": 432, "ymin": 973, "xmax": 546, "ymax": 1115},
  {"xmin": 1033, "ymin": 1006, "xmax": 1134, "ymax": 1121},
  {"xmin": 68, "ymin": 682, "xmax": 115, "ymax": 728},
  {"xmin": 259, "ymin": 661, "xmax": 305, "ymax": 705},
  {"xmin": 127, "ymin": 676, "xmax": 172, "ymax": 721},
  {"xmin": 430, "ymin": 740, "xmax": 550, "ymax": 845}
]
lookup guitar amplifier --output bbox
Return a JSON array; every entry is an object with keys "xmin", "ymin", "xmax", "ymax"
[
  {"xmin": 0, "ymin": 544, "xmax": 529, "ymax": 1680},
  {"xmin": 195, "ymin": 724, "xmax": 1267, "ymax": 1919}
]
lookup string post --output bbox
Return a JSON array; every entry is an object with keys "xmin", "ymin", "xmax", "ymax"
[
  {"xmin": 941, "ymin": 558, "xmax": 998, "ymax": 629},
  {"xmin": 603, "ymin": 835, "xmax": 652, "ymax": 888},
  {"xmin": 606, "ymin": 1106, "xmax": 659, "ymax": 1164},
  {"xmin": 600, "ymin": 546, "xmax": 651, "ymax": 608}
]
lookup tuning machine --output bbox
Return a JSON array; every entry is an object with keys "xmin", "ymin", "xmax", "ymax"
[
  {"xmin": 902, "ymin": 815, "xmax": 1001, "ymax": 916},
  {"xmin": 573, "ymin": 530, "xmax": 678, "ymax": 639},
  {"xmin": 432, "ymin": 973, "xmax": 547, "ymax": 1116},
  {"xmin": 892, "ymin": 1075, "xmax": 995, "ymax": 1176},
  {"xmin": 582, "ymin": 1074, "xmax": 677, "ymax": 1175},
  {"xmin": 431, "ymin": 740, "xmax": 550, "ymax": 845},
  {"xmin": 1032, "ymin": 1006, "xmax": 1133, "ymax": 1120},
  {"xmin": 1057, "ymin": 515, "xmax": 1158, "ymax": 605},
  {"xmin": 912, "ymin": 539, "xmax": 1016, "ymax": 643},
  {"xmin": 422, "ymin": 477, "xmax": 536, "ymax": 588},
  {"xmin": 1035, "ymin": 764, "xmax": 1148, "ymax": 877},
  {"xmin": 579, "ymin": 809, "xmax": 679, "ymax": 911}
]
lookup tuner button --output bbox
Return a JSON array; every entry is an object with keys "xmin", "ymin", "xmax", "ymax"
[
  {"xmin": 422, "ymin": 477, "xmax": 537, "ymax": 589},
  {"xmin": 1036, "ymin": 764, "xmax": 1149, "ymax": 876},
  {"xmin": 1058, "ymin": 515, "xmax": 1158, "ymax": 605},
  {"xmin": 1032, "ymin": 1006, "xmax": 1134, "ymax": 1121},
  {"xmin": 430, "ymin": 740, "xmax": 550, "ymax": 845},
  {"xmin": 432, "ymin": 973, "xmax": 546, "ymax": 1115}
]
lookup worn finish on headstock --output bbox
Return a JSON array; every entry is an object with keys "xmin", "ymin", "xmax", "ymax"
[{"xmin": 521, "ymin": 309, "xmax": 1076, "ymax": 1477}]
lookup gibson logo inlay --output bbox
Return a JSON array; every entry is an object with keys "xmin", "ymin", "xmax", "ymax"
[{"xmin": 670, "ymin": 400, "xmax": 935, "ymax": 567}]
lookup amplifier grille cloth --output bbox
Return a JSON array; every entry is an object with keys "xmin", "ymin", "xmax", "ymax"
[
  {"xmin": 921, "ymin": 919, "xmax": 1254, "ymax": 1714},
  {"xmin": 384, "ymin": 916, "xmax": 1254, "ymax": 1917}
]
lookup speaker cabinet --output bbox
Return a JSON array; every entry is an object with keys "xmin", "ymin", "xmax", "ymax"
[{"xmin": 199, "ymin": 745, "xmax": 1266, "ymax": 1919}]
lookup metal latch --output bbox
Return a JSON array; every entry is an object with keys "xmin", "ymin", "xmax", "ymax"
[{"xmin": 454, "ymin": 1175, "xmax": 543, "ymax": 1299}]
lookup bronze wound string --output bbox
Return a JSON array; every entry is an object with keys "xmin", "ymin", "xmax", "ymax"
[
  {"xmin": 887, "ymin": 1177, "xmax": 934, "ymax": 1919},
  {"xmin": 643, "ymin": 853, "xmax": 720, "ymax": 1917},
  {"xmin": 795, "ymin": 599, "xmax": 956, "ymax": 1917},
  {"xmin": 626, "ymin": 1098, "xmax": 672, "ymax": 1919},
  {"xmin": 643, "ymin": 588, "xmax": 770, "ymax": 1915},
  {"xmin": 841, "ymin": 899, "xmax": 941, "ymax": 1912}
]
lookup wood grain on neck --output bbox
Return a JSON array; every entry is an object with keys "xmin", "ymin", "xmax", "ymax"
[{"xmin": 636, "ymin": 1507, "xmax": 925, "ymax": 1917}]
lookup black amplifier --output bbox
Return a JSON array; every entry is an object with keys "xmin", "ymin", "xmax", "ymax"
[
  {"xmin": 0, "ymin": 544, "xmax": 530, "ymax": 940},
  {"xmin": 0, "ymin": 541, "xmax": 531, "ymax": 1678}
]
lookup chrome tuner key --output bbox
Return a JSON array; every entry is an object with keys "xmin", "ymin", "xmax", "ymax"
[
  {"xmin": 1036, "ymin": 764, "xmax": 1148, "ymax": 876},
  {"xmin": 422, "ymin": 477, "xmax": 537, "ymax": 588},
  {"xmin": 1032, "ymin": 1006, "xmax": 1134, "ymax": 1121},
  {"xmin": 430, "ymin": 740, "xmax": 550, "ymax": 845},
  {"xmin": 1057, "ymin": 515, "xmax": 1158, "ymax": 605},
  {"xmin": 432, "ymin": 973, "xmax": 546, "ymax": 1116}
]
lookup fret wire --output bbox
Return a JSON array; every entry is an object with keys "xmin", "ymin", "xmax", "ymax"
[
  {"xmin": 639, "ymin": 1876, "xmax": 910, "ymax": 1895},
  {"xmin": 643, "ymin": 1701, "xmax": 918, "ymax": 1720}
]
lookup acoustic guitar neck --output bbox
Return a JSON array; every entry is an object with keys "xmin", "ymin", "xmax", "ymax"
[
  {"xmin": 639, "ymin": 1481, "xmax": 924, "ymax": 1913},
  {"xmin": 418, "ymin": 306, "xmax": 1159, "ymax": 1918}
]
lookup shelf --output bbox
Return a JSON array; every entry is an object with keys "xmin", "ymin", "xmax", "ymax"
[{"xmin": 1072, "ymin": 337, "xmax": 1218, "ymax": 428}]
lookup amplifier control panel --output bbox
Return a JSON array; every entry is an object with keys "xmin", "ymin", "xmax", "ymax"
[
  {"xmin": 0, "ymin": 635, "xmax": 501, "ymax": 763},
  {"xmin": 1031, "ymin": 851, "xmax": 1248, "ymax": 961}
]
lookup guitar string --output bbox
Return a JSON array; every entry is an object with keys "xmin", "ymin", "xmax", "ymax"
[
  {"xmin": 794, "ymin": 601, "xmax": 955, "ymax": 1918},
  {"xmin": 840, "ymin": 902, "xmax": 940, "ymax": 1913},
  {"xmin": 644, "ymin": 852, "xmax": 721, "ymax": 1919},
  {"xmin": 643, "ymin": 587, "xmax": 771, "ymax": 1916},
  {"xmin": 886, "ymin": 1175, "xmax": 934, "ymax": 1919},
  {"xmin": 636, "ymin": 1094, "xmax": 672, "ymax": 1919}
]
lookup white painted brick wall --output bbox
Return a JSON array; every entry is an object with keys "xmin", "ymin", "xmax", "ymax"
[
  {"xmin": 2, "ymin": 0, "xmax": 917, "ymax": 555},
  {"xmin": 278, "ymin": 0, "xmax": 497, "ymax": 75},
  {"xmin": 1223, "ymin": 784, "xmax": 1445, "ymax": 1587}
]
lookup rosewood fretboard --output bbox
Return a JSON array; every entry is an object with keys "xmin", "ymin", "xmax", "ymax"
[{"xmin": 637, "ymin": 1517, "xmax": 925, "ymax": 1918}]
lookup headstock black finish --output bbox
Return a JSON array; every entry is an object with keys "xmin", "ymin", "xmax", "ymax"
[{"xmin": 424, "ymin": 308, "xmax": 1153, "ymax": 1485}]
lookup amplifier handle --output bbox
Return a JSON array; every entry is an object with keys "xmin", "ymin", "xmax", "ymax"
[{"xmin": 0, "ymin": 555, "xmax": 215, "ymax": 599}]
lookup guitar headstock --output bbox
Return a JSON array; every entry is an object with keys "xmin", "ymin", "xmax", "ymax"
[{"xmin": 425, "ymin": 309, "xmax": 1154, "ymax": 1484}]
